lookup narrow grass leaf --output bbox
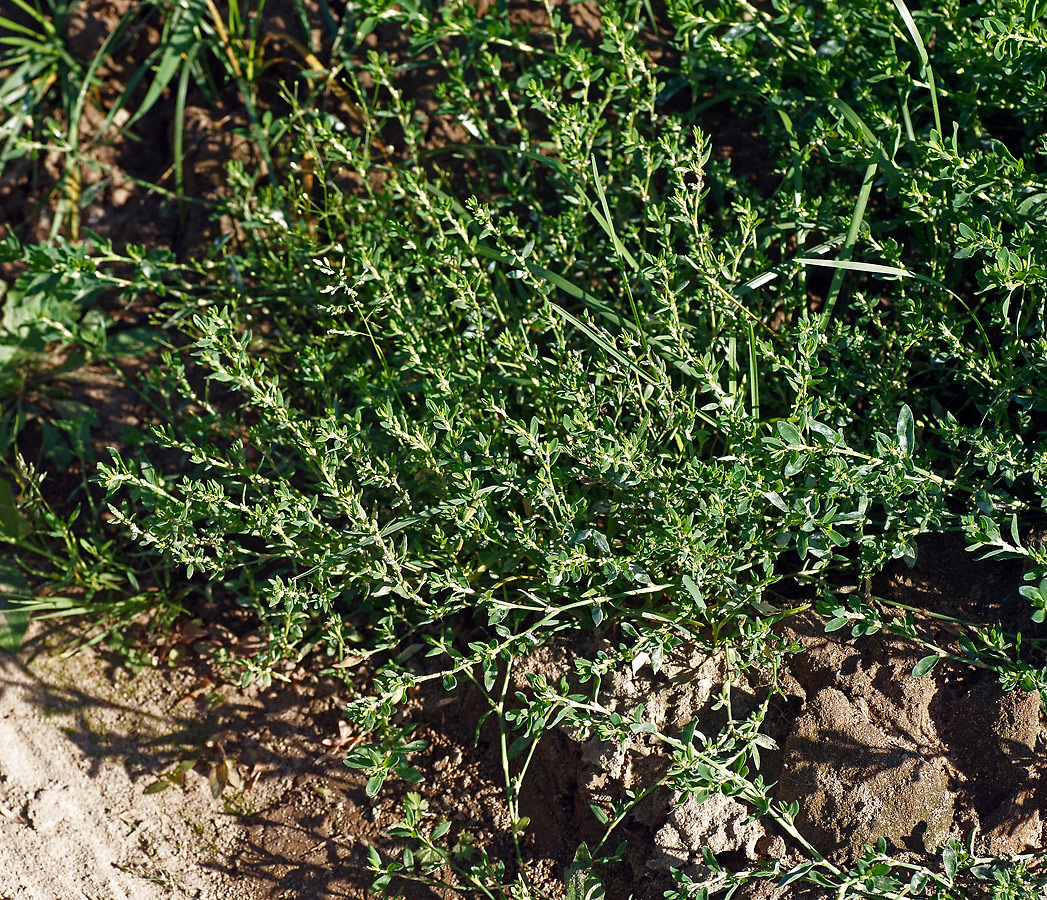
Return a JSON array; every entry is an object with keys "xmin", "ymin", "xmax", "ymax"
[
  {"xmin": 827, "ymin": 99, "xmax": 879, "ymax": 148},
  {"xmin": 820, "ymin": 161, "xmax": 878, "ymax": 327},
  {"xmin": 588, "ymin": 156, "xmax": 640, "ymax": 272},
  {"xmin": 589, "ymin": 156, "xmax": 647, "ymax": 349},
  {"xmin": 891, "ymin": 0, "xmax": 942, "ymax": 133},
  {"xmin": 737, "ymin": 233, "xmax": 844, "ymax": 294},
  {"xmin": 891, "ymin": 0, "xmax": 928, "ymax": 64},
  {"xmin": 0, "ymin": 559, "xmax": 30, "ymax": 652},
  {"xmin": 747, "ymin": 320, "xmax": 760, "ymax": 419},
  {"xmin": 0, "ymin": 478, "xmax": 30, "ymax": 539},
  {"xmin": 794, "ymin": 258, "xmax": 912, "ymax": 278},
  {"xmin": 682, "ymin": 574, "xmax": 706, "ymax": 611},
  {"xmin": 546, "ymin": 302, "xmax": 654, "ymax": 385}
]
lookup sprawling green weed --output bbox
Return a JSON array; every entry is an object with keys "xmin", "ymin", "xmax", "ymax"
[{"xmin": 4, "ymin": 0, "xmax": 1047, "ymax": 897}]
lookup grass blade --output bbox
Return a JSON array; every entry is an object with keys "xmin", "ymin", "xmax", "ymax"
[
  {"xmin": 747, "ymin": 320, "xmax": 760, "ymax": 420},
  {"xmin": 891, "ymin": 0, "xmax": 942, "ymax": 134},
  {"xmin": 546, "ymin": 302, "xmax": 655, "ymax": 386},
  {"xmin": 820, "ymin": 161, "xmax": 878, "ymax": 328},
  {"xmin": 0, "ymin": 559, "xmax": 30, "ymax": 652},
  {"xmin": 795, "ymin": 258, "xmax": 912, "ymax": 277},
  {"xmin": 737, "ymin": 233, "xmax": 845, "ymax": 294},
  {"xmin": 589, "ymin": 156, "xmax": 647, "ymax": 349}
]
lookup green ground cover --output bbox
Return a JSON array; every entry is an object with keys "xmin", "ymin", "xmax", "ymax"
[{"xmin": 2, "ymin": 0, "xmax": 1047, "ymax": 897}]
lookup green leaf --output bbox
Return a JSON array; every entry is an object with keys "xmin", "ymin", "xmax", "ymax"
[
  {"xmin": 0, "ymin": 559, "xmax": 30, "ymax": 652},
  {"xmin": 1018, "ymin": 578, "xmax": 1047, "ymax": 602},
  {"xmin": 957, "ymin": 632, "xmax": 979, "ymax": 660},
  {"xmin": 776, "ymin": 421, "xmax": 804, "ymax": 448},
  {"xmin": 365, "ymin": 773, "xmax": 386, "ymax": 798},
  {"xmin": 173, "ymin": 759, "xmax": 196, "ymax": 780},
  {"xmin": 942, "ymin": 844, "xmax": 958, "ymax": 882},
  {"xmin": 105, "ymin": 327, "xmax": 165, "ymax": 359},
  {"xmin": 764, "ymin": 491, "xmax": 789, "ymax": 512},
  {"xmin": 1008, "ymin": 514, "xmax": 1023, "ymax": 551},
  {"xmin": 209, "ymin": 761, "xmax": 227, "ymax": 798},
  {"xmin": 0, "ymin": 478, "xmax": 30, "ymax": 539},
  {"xmin": 565, "ymin": 844, "xmax": 605, "ymax": 900},
  {"xmin": 912, "ymin": 655, "xmax": 940, "ymax": 677},
  {"xmin": 681, "ymin": 574, "xmax": 706, "ymax": 611},
  {"xmin": 896, "ymin": 405, "xmax": 915, "ymax": 458},
  {"xmin": 482, "ymin": 657, "xmax": 497, "ymax": 691},
  {"xmin": 780, "ymin": 862, "xmax": 816, "ymax": 886},
  {"xmin": 824, "ymin": 615, "xmax": 850, "ymax": 632}
]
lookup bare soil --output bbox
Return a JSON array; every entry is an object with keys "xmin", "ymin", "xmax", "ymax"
[
  {"xmin": 1, "ymin": 621, "xmax": 383, "ymax": 899},
  {"xmin": 1, "ymin": 538, "xmax": 1044, "ymax": 900}
]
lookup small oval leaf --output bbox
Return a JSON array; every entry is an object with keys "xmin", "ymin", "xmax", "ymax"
[{"xmin": 912, "ymin": 654, "xmax": 940, "ymax": 678}]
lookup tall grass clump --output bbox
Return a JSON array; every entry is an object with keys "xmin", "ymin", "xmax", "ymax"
[{"xmin": 4, "ymin": 0, "xmax": 1047, "ymax": 897}]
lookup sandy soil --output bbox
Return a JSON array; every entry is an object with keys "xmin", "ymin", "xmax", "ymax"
[
  {"xmin": 0, "ymin": 624, "xmax": 384, "ymax": 900},
  {"xmin": 1, "ymin": 634, "xmax": 240, "ymax": 899}
]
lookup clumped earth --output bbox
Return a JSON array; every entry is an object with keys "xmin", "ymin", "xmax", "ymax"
[{"xmin": 2, "ymin": 2, "xmax": 1047, "ymax": 899}]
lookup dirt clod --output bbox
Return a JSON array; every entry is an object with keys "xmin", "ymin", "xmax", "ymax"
[{"xmin": 780, "ymin": 684, "xmax": 956, "ymax": 856}]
